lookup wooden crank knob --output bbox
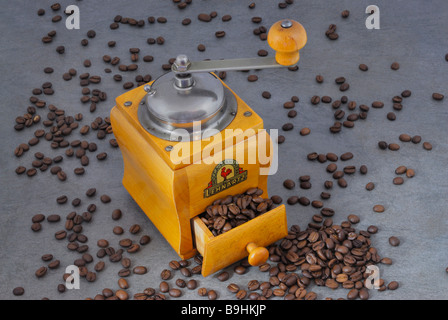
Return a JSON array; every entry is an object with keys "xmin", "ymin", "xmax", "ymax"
[
  {"xmin": 246, "ymin": 242, "xmax": 269, "ymax": 267},
  {"xmin": 267, "ymin": 19, "xmax": 307, "ymax": 66}
]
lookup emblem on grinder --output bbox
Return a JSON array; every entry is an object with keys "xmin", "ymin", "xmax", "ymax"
[{"xmin": 204, "ymin": 160, "xmax": 247, "ymax": 198}]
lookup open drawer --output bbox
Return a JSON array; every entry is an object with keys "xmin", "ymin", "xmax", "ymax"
[{"xmin": 192, "ymin": 204, "xmax": 287, "ymax": 277}]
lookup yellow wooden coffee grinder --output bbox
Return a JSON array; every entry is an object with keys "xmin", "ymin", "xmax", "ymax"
[{"xmin": 110, "ymin": 20, "xmax": 307, "ymax": 276}]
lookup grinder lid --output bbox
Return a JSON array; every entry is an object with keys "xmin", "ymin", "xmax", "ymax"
[
  {"xmin": 139, "ymin": 70, "xmax": 237, "ymax": 141},
  {"xmin": 145, "ymin": 72, "xmax": 225, "ymax": 127}
]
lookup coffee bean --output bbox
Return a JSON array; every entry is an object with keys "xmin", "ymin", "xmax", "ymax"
[
  {"xmin": 118, "ymin": 278, "xmax": 129, "ymax": 289},
  {"xmin": 399, "ymin": 134, "xmax": 411, "ymax": 142},
  {"xmin": 300, "ymin": 128, "xmax": 311, "ymax": 136},
  {"xmin": 387, "ymin": 281, "xmax": 399, "ymax": 290},
  {"xmin": 115, "ymin": 289, "xmax": 128, "ymax": 300},
  {"xmin": 32, "ymin": 214, "xmax": 45, "ymax": 223},
  {"xmin": 388, "ymin": 143, "xmax": 400, "ymax": 151},
  {"xmin": 222, "ymin": 14, "xmax": 232, "ymax": 22},
  {"xmin": 282, "ymin": 123, "xmax": 294, "ymax": 131},
  {"xmin": 423, "ymin": 142, "xmax": 432, "ymax": 150},
  {"xmin": 208, "ymin": 290, "xmax": 217, "ymax": 300},
  {"xmin": 311, "ymin": 96, "xmax": 320, "ymax": 105},
  {"xmin": 160, "ymin": 269, "xmax": 171, "ymax": 280},
  {"xmin": 347, "ymin": 214, "xmax": 360, "ymax": 224},
  {"xmin": 387, "ymin": 112, "xmax": 396, "ymax": 121},
  {"xmin": 283, "ymin": 179, "xmax": 295, "ymax": 189},
  {"xmin": 401, "ymin": 90, "xmax": 412, "ymax": 98},
  {"xmin": 52, "ymin": 15, "xmax": 62, "ymax": 23},
  {"xmin": 326, "ymin": 163, "xmax": 337, "ymax": 173},
  {"xmin": 395, "ymin": 166, "xmax": 407, "ymax": 174},
  {"xmin": 97, "ymin": 239, "xmax": 109, "ymax": 248},
  {"xmin": 378, "ymin": 141, "xmax": 388, "ymax": 150},
  {"xmin": 315, "ymin": 75, "xmax": 324, "ymax": 83},
  {"xmin": 85, "ymin": 188, "xmax": 96, "ymax": 197},
  {"xmin": 56, "ymin": 195, "xmax": 68, "ymax": 204},
  {"xmin": 234, "ymin": 265, "xmax": 246, "ymax": 275},
  {"xmin": 359, "ymin": 288, "xmax": 369, "ymax": 300},
  {"xmin": 393, "ymin": 177, "xmax": 404, "ymax": 185},
  {"xmin": 35, "ymin": 266, "xmax": 47, "ymax": 278},
  {"xmin": 261, "ymin": 91, "xmax": 271, "ymax": 99},
  {"xmin": 247, "ymin": 75, "xmax": 258, "ymax": 82},
  {"xmin": 412, "ymin": 135, "xmax": 422, "ymax": 144},
  {"xmin": 339, "ymin": 83, "xmax": 350, "ymax": 91},
  {"xmin": 341, "ymin": 10, "xmax": 350, "ymax": 18},
  {"xmin": 217, "ymin": 271, "xmax": 229, "ymax": 281},
  {"xmin": 359, "ymin": 165, "xmax": 368, "ymax": 175},
  {"xmin": 41, "ymin": 254, "xmax": 53, "ymax": 262},
  {"xmin": 283, "ymin": 101, "xmax": 295, "ymax": 109},
  {"xmin": 227, "ymin": 283, "xmax": 240, "ymax": 294},
  {"xmin": 390, "ymin": 62, "xmax": 400, "ymax": 70},
  {"xmin": 47, "ymin": 215, "xmax": 60, "ymax": 222},
  {"xmin": 133, "ymin": 266, "xmax": 148, "ymax": 275},
  {"xmin": 367, "ymin": 225, "xmax": 378, "ymax": 234},
  {"xmin": 389, "ymin": 236, "xmax": 400, "ymax": 246},
  {"xmin": 215, "ymin": 31, "xmax": 226, "ymax": 38},
  {"xmin": 432, "ymin": 93, "xmax": 444, "ymax": 101},
  {"xmin": 321, "ymin": 96, "xmax": 332, "ymax": 103},
  {"xmin": 13, "ymin": 287, "xmax": 25, "ymax": 296},
  {"xmin": 119, "ymin": 239, "xmax": 133, "ymax": 247},
  {"xmin": 112, "ymin": 209, "xmax": 122, "ymax": 220},
  {"xmin": 406, "ymin": 168, "xmax": 415, "ymax": 178},
  {"xmin": 373, "ymin": 205, "xmax": 385, "ymax": 213},
  {"xmin": 359, "ymin": 64, "xmax": 368, "ymax": 71},
  {"xmin": 270, "ymin": 195, "xmax": 282, "ymax": 204},
  {"xmin": 372, "ymin": 101, "xmax": 384, "ymax": 108},
  {"xmin": 100, "ymin": 194, "xmax": 111, "ymax": 203},
  {"xmin": 139, "ymin": 235, "xmax": 151, "ymax": 245},
  {"xmin": 198, "ymin": 13, "xmax": 211, "ymax": 22},
  {"xmin": 340, "ymin": 152, "xmax": 353, "ymax": 161}
]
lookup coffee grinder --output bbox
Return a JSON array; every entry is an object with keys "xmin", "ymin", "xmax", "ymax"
[{"xmin": 110, "ymin": 19, "xmax": 307, "ymax": 276}]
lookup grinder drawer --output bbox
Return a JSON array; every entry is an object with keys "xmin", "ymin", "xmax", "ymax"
[{"xmin": 192, "ymin": 204, "xmax": 287, "ymax": 277}]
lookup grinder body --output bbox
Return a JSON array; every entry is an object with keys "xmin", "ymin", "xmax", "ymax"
[{"xmin": 111, "ymin": 75, "xmax": 287, "ymax": 276}]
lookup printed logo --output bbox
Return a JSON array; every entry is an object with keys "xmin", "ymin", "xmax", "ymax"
[{"xmin": 204, "ymin": 160, "xmax": 247, "ymax": 198}]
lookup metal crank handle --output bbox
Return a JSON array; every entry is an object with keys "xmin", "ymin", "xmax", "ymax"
[{"xmin": 171, "ymin": 19, "xmax": 307, "ymax": 75}]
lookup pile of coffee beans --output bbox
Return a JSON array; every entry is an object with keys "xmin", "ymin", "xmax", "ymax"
[{"xmin": 199, "ymin": 188, "xmax": 274, "ymax": 236}]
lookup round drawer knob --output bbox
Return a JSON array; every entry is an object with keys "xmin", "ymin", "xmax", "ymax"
[{"xmin": 246, "ymin": 242, "xmax": 269, "ymax": 266}]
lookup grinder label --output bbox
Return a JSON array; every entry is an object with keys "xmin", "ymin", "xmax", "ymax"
[{"xmin": 204, "ymin": 160, "xmax": 247, "ymax": 198}]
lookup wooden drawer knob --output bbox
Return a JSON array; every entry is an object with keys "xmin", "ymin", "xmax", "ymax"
[{"xmin": 246, "ymin": 242, "xmax": 269, "ymax": 266}]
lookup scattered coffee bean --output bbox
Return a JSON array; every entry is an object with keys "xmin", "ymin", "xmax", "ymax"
[
  {"xmin": 423, "ymin": 142, "xmax": 432, "ymax": 150},
  {"xmin": 388, "ymin": 281, "xmax": 399, "ymax": 290},
  {"xmin": 412, "ymin": 135, "xmax": 422, "ymax": 144},
  {"xmin": 432, "ymin": 93, "xmax": 444, "ymax": 101},
  {"xmin": 366, "ymin": 182, "xmax": 375, "ymax": 191},
  {"xmin": 391, "ymin": 62, "xmax": 400, "ymax": 70},
  {"xmin": 359, "ymin": 64, "xmax": 368, "ymax": 71},
  {"xmin": 389, "ymin": 236, "xmax": 400, "ymax": 247},
  {"xmin": 388, "ymin": 143, "xmax": 400, "ymax": 151},
  {"xmin": 373, "ymin": 205, "xmax": 385, "ymax": 213},
  {"xmin": 406, "ymin": 168, "xmax": 415, "ymax": 178},
  {"xmin": 13, "ymin": 287, "xmax": 25, "ymax": 296},
  {"xmin": 300, "ymin": 128, "xmax": 311, "ymax": 136}
]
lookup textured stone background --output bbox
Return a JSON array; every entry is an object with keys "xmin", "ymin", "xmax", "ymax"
[{"xmin": 0, "ymin": 0, "xmax": 447, "ymax": 300}]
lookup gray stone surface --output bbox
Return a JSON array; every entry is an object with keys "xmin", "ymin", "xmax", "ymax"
[{"xmin": 0, "ymin": 0, "xmax": 447, "ymax": 300}]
